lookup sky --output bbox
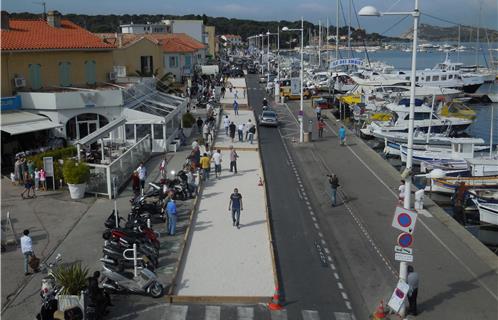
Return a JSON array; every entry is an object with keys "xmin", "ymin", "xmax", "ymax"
[{"xmin": 2, "ymin": 0, "xmax": 497, "ymax": 36}]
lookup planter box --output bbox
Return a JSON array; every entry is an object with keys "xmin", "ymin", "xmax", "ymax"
[
  {"xmin": 57, "ymin": 293, "xmax": 84, "ymax": 312},
  {"xmin": 168, "ymin": 142, "xmax": 178, "ymax": 152},
  {"xmin": 67, "ymin": 183, "xmax": 87, "ymax": 199},
  {"xmin": 183, "ymin": 127, "xmax": 193, "ymax": 138}
]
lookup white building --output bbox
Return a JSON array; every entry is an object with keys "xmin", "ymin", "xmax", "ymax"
[
  {"xmin": 171, "ymin": 20, "xmax": 206, "ymax": 44},
  {"xmin": 120, "ymin": 22, "xmax": 171, "ymax": 34}
]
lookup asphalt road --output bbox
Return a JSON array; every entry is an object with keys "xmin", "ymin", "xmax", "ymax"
[{"xmin": 246, "ymin": 75, "xmax": 363, "ymax": 319}]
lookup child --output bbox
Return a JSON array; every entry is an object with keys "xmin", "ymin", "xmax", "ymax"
[{"xmin": 10, "ymin": 172, "xmax": 16, "ymax": 185}]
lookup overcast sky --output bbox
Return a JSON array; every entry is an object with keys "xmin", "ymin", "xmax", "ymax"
[{"xmin": 3, "ymin": 0, "xmax": 497, "ymax": 36}]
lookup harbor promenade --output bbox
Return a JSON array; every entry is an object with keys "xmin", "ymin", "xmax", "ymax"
[
  {"xmin": 219, "ymin": 77, "xmax": 249, "ymax": 108},
  {"xmin": 174, "ymin": 107, "xmax": 275, "ymax": 301}
]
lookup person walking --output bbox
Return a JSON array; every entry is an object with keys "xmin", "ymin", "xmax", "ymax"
[
  {"xmin": 233, "ymin": 100, "xmax": 239, "ymax": 115},
  {"xmin": 137, "ymin": 162, "xmax": 147, "ymax": 194},
  {"xmin": 166, "ymin": 200, "xmax": 178, "ymax": 236},
  {"xmin": 234, "ymin": 89, "xmax": 239, "ymax": 100},
  {"xmin": 328, "ymin": 174, "xmax": 339, "ymax": 207},
  {"xmin": 228, "ymin": 188, "xmax": 243, "ymax": 229},
  {"xmin": 21, "ymin": 173, "xmax": 34, "ymax": 199},
  {"xmin": 212, "ymin": 149, "xmax": 222, "ymax": 179},
  {"xmin": 318, "ymin": 119, "xmax": 325, "ymax": 138},
  {"xmin": 159, "ymin": 158, "xmax": 167, "ymax": 178},
  {"xmin": 315, "ymin": 105, "xmax": 322, "ymax": 120},
  {"xmin": 229, "ymin": 122, "xmax": 236, "ymax": 143},
  {"xmin": 186, "ymin": 170, "xmax": 197, "ymax": 196},
  {"xmin": 200, "ymin": 153, "xmax": 211, "ymax": 181},
  {"xmin": 407, "ymin": 265, "xmax": 419, "ymax": 316},
  {"xmin": 21, "ymin": 229, "xmax": 34, "ymax": 275},
  {"xmin": 14, "ymin": 158, "xmax": 21, "ymax": 185},
  {"xmin": 338, "ymin": 126, "xmax": 346, "ymax": 146},
  {"xmin": 39, "ymin": 168, "xmax": 46, "ymax": 191},
  {"xmin": 34, "ymin": 168, "xmax": 40, "ymax": 191},
  {"xmin": 131, "ymin": 170, "xmax": 140, "ymax": 196},
  {"xmin": 237, "ymin": 123, "xmax": 245, "ymax": 142},
  {"xmin": 203, "ymin": 123, "xmax": 210, "ymax": 142},
  {"xmin": 245, "ymin": 119, "xmax": 253, "ymax": 141},
  {"xmin": 223, "ymin": 115, "xmax": 230, "ymax": 135},
  {"xmin": 27, "ymin": 160, "xmax": 35, "ymax": 180},
  {"xmin": 398, "ymin": 180, "xmax": 406, "ymax": 205},
  {"xmin": 229, "ymin": 146, "xmax": 239, "ymax": 174},
  {"xmin": 248, "ymin": 124, "xmax": 256, "ymax": 144},
  {"xmin": 196, "ymin": 117, "xmax": 204, "ymax": 133},
  {"xmin": 221, "ymin": 86, "xmax": 226, "ymax": 98}
]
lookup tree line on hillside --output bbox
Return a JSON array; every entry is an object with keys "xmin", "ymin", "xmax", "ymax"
[{"xmin": 8, "ymin": 12, "xmax": 401, "ymax": 46}]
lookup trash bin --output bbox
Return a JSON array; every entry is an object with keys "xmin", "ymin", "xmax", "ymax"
[
  {"xmin": 414, "ymin": 189, "xmax": 425, "ymax": 210},
  {"xmin": 304, "ymin": 132, "xmax": 312, "ymax": 142}
]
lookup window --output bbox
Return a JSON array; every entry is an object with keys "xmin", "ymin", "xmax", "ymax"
[
  {"xmin": 169, "ymin": 56, "xmax": 178, "ymax": 68},
  {"xmin": 125, "ymin": 124, "xmax": 135, "ymax": 140},
  {"xmin": 448, "ymin": 74, "xmax": 453, "ymax": 79},
  {"xmin": 153, "ymin": 124, "xmax": 164, "ymax": 139},
  {"xmin": 65, "ymin": 113, "xmax": 108, "ymax": 140},
  {"xmin": 28, "ymin": 64, "xmax": 42, "ymax": 90},
  {"xmin": 441, "ymin": 75, "xmax": 447, "ymax": 81},
  {"xmin": 136, "ymin": 124, "xmax": 151, "ymax": 139},
  {"xmin": 415, "ymin": 76, "xmax": 419, "ymax": 82},
  {"xmin": 84, "ymin": 60, "xmax": 97, "ymax": 85},
  {"xmin": 184, "ymin": 55, "xmax": 191, "ymax": 67},
  {"xmin": 59, "ymin": 62, "xmax": 71, "ymax": 87},
  {"xmin": 432, "ymin": 75, "xmax": 439, "ymax": 81}
]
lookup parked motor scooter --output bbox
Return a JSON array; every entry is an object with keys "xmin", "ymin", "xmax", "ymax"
[{"xmin": 101, "ymin": 264, "xmax": 163, "ymax": 298}]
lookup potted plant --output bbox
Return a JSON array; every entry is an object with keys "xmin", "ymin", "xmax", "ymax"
[
  {"xmin": 182, "ymin": 112, "xmax": 196, "ymax": 137},
  {"xmin": 52, "ymin": 262, "xmax": 89, "ymax": 311},
  {"xmin": 62, "ymin": 159, "xmax": 90, "ymax": 199}
]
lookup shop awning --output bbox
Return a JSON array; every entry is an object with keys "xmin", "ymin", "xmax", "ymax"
[
  {"xmin": 1, "ymin": 111, "xmax": 62, "ymax": 135},
  {"xmin": 75, "ymin": 116, "xmax": 126, "ymax": 146}
]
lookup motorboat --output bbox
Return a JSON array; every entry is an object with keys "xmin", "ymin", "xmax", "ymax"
[
  {"xmin": 472, "ymin": 199, "xmax": 498, "ymax": 226},
  {"xmin": 438, "ymin": 101, "xmax": 477, "ymax": 120},
  {"xmin": 399, "ymin": 138, "xmax": 490, "ymax": 165}
]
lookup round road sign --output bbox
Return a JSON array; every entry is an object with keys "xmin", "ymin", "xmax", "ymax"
[
  {"xmin": 397, "ymin": 213, "xmax": 412, "ymax": 228},
  {"xmin": 397, "ymin": 232, "xmax": 413, "ymax": 248}
]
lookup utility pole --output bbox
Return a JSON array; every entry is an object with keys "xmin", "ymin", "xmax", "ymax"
[{"xmin": 34, "ymin": 1, "xmax": 47, "ymax": 20}]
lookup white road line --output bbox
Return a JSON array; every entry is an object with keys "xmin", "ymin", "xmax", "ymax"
[
  {"xmin": 302, "ymin": 310, "xmax": 320, "ymax": 320},
  {"xmin": 320, "ymin": 239, "xmax": 326, "ymax": 246},
  {"xmin": 330, "ymin": 264, "xmax": 336, "ymax": 270},
  {"xmin": 163, "ymin": 305, "xmax": 188, "ymax": 320},
  {"xmin": 237, "ymin": 306, "xmax": 254, "ymax": 320},
  {"xmin": 324, "ymin": 247, "xmax": 330, "ymax": 254},
  {"xmin": 338, "ymin": 282, "xmax": 344, "ymax": 290},
  {"xmin": 335, "ymin": 312, "xmax": 353, "ymax": 320},
  {"xmin": 270, "ymin": 310, "xmax": 288, "ymax": 320},
  {"xmin": 417, "ymin": 209, "xmax": 433, "ymax": 217},
  {"xmin": 334, "ymin": 272, "xmax": 340, "ymax": 279},
  {"xmin": 318, "ymin": 232, "xmax": 324, "ymax": 238},
  {"xmin": 310, "ymin": 211, "xmax": 315, "ymax": 216},
  {"xmin": 205, "ymin": 306, "xmax": 221, "ymax": 320},
  {"xmin": 346, "ymin": 301, "xmax": 353, "ymax": 310},
  {"xmin": 311, "ymin": 216, "xmax": 317, "ymax": 222},
  {"xmin": 314, "ymin": 223, "xmax": 320, "ymax": 230},
  {"xmin": 341, "ymin": 292, "xmax": 349, "ymax": 300},
  {"xmin": 108, "ymin": 303, "xmax": 169, "ymax": 320},
  {"xmin": 327, "ymin": 256, "xmax": 333, "ymax": 262}
]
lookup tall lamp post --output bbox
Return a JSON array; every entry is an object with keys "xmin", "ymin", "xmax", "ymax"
[
  {"xmin": 282, "ymin": 17, "xmax": 304, "ymax": 143},
  {"xmin": 266, "ymin": 30, "xmax": 280, "ymax": 100},
  {"xmin": 359, "ymin": 2, "xmax": 419, "ymax": 317}
]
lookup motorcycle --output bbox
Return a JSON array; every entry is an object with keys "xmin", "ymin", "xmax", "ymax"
[{"xmin": 101, "ymin": 264, "xmax": 163, "ymax": 298}]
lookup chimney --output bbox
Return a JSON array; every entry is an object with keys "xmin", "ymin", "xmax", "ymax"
[
  {"xmin": 1, "ymin": 11, "xmax": 10, "ymax": 30},
  {"xmin": 47, "ymin": 10, "xmax": 61, "ymax": 28}
]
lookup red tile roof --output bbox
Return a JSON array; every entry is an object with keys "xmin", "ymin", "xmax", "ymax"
[
  {"xmin": 145, "ymin": 33, "xmax": 206, "ymax": 53},
  {"xmin": 1, "ymin": 19, "xmax": 115, "ymax": 51}
]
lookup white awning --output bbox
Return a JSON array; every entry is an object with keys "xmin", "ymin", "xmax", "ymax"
[
  {"xmin": 1, "ymin": 111, "xmax": 62, "ymax": 135},
  {"xmin": 75, "ymin": 116, "xmax": 127, "ymax": 146}
]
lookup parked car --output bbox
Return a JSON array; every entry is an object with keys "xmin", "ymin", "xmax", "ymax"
[
  {"xmin": 247, "ymin": 65, "xmax": 257, "ymax": 74},
  {"xmin": 258, "ymin": 110, "xmax": 279, "ymax": 127},
  {"xmin": 230, "ymin": 68, "xmax": 245, "ymax": 77}
]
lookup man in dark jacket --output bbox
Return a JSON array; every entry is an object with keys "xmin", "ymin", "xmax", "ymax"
[{"xmin": 328, "ymin": 174, "xmax": 339, "ymax": 207}]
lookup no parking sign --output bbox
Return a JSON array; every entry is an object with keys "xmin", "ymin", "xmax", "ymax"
[{"xmin": 392, "ymin": 206, "xmax": 418, "ymax": 234}]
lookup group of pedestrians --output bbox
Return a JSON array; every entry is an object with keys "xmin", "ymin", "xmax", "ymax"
[
  {"xmin": 223, "ymin": 115, "xmax": 256, "ymax": 144},
  {"xmin": 12, "ymin": 157, "xmax": 48, "ymax": 199}
]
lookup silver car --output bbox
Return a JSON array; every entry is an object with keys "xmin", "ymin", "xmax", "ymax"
[{"xmin": 259, "ymin": 110, "xmax": 279, "ymax": 127}]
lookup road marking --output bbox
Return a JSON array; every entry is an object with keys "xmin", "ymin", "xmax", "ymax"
[
  {"xmin": 417, "ymin": 209, "xmax": 433, "ymax": 217},
  {"xmin": 314, "ymin": 223, "xmax": 320, "ymax": 230},
  {"xmin": 334, "ymin": 272, "xmax": 340, "ymax": 279},
  {"xmin": 330, "ymin": 263, "xmax": 336, "ymax": 270},
  {"xmin": 163, "ymin": 304, "xmax": 188, "ymax": 320},
  {"xmin": 311, "ymin": 216, "xmax": 317, "ymax": 222},
  {"xmin": 341, "ymin": 292, "xmax": 349, "ymax": 300},
  {"xmin": 108, "ymin": 303, "xmax": 170, "ymax": 320},
  {"xmin": 302, "ymin": 310, "xmax": 320, "ymax": 320},
  {"xmin": 270, "ymin": 310, "xmax": 288, "ymax": 320},
  {"xmin": 324, "ymin": 247, "xmax": 330, "ymax": 254},
  {"xmin": 335, "ymin": 312, "xmax": 353, "ymax": 319},
  {"xmin": 338, "ymin": 282, "xmax": 344, "ymax": 289},
  {"xmin": 320, "ymin": 239, "xmax": 326, "ymax": 246},
  {"xmin": 327, "ymin": 256, "xmax": 333, "ymax": 262},
  {"xmin": 205, "ymin": 306, "xmax": 221, "ymax": 320},
  {"xmin": 237, "ymin": 306, "xmax": 254, "ymax": 320},
  {"xmin": 318, "ymin": 232, "xmax": 324, "ymax": 238}
]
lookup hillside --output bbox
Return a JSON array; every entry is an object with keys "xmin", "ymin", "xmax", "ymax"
[{"xmin": 400, "ymin": 23, "xmax": 498, "ymax": 41}]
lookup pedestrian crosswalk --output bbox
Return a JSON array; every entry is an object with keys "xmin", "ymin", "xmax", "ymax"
[{"xmin": 110, "ymin": 304, "xmax": 354, "ymax": 320}]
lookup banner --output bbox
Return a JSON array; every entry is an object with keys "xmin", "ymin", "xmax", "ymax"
[
  {"xmin": 329, "ymin": 58, "xmax": 364, "ymax": 69},
  {"xmin": 291, "ymin": 78, "xmax": 301, "ymax": 95}
]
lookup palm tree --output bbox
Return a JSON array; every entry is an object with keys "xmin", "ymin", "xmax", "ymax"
[{"xmin": 156, "ymin": 72, "xmax": 182, "ymax": 94}]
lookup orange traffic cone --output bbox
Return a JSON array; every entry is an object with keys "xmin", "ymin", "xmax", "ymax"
[
  {"xmin": 268, "ymin": 286, "xmax": 283, "ymax": 311},
  {"xmin": 372, "ymin": 300, "xmax": 386, "ymax": 319},
  {"xmin": 258, "ymin": 177, "xmax": 264, "ymax": 186}
]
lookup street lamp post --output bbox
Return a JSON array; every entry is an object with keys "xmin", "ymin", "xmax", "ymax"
[
  {"xmin": 267, "ymin": 31, "xmax": 270, "ymax": 84},
  {"xmin": 267, "ymin": 30, "xmax": 280, "ymax": 101},
  {"xmin": 359, "ymin": 1, "xmax": 420, "ymax": 317},
  {"xmin": 282, "ymin": 17, "xmax": 305, "ymax": 143}
]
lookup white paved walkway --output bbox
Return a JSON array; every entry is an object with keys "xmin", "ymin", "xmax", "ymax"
[
  {"xmin": 220, "ymin": 77, "xmax": 248, "ymax": 106},
  {"xmin": 175, "ymin": 110, "xmax": 274, "ymax": 298},
  {"xmin": 216, "ymin": 110, "xmax": 258, "ymax": 150}
]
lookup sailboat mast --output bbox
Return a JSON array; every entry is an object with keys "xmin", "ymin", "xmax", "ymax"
[
  {"xmin": 326, "ymin": 17, "xmax": 330, "ymax": 66},
  {"xmin": 457, "ymin": 25, "xmax": 461, "ymax": 63},
  {"xmin": 490, "ymin": 106, "xmax": 495, "ymax": 158},
  {"xmin": 348, "ymin": 0, "xmax": 351, "ymax": 60},
  {"xmin": 336, "ymin": 0, "xmax": 340, "ymax": 60},
  {"xmin": 475, "ymin": 1, "xmax": 481, "ymax": 68},
  {"xmin": 319, "ymin": 20, "xmax": 322, "ymax": 67}
]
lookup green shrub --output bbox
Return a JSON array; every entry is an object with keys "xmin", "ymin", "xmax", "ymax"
[
  {"xmin": 52, "ymin": 263, "xmax": 89, "ymax": 295},
  {"xmin": 182, "ymin": 112, "xmax": 196, "ymax": 128},
  {"xmin": 27, "ymin": 146, "xmax": 77, "ymax": 183},
  {"xmin": 62, "ymin": 159, "xmax": 90, "ymax": 184}
]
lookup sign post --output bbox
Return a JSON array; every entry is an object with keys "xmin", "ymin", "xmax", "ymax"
[
  {"xmin": 387, "ymin": 279, "xmax": 410, "ymax": 313},
  {"xmin": 43, "ymin": 157, "xmax": 55, "ymax": 191},
  {"xmin": 290, "ymin": 77, "xmax": 300, "ymax": 96}
]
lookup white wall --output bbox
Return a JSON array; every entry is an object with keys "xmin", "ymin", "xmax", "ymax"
[
  {"xmin": 172, "ymin": 20, "xmax": 204, "ymax": 43},
  {"xmin": 19, "ymin": 90, "xmax": 123, "ymax": 110}
]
